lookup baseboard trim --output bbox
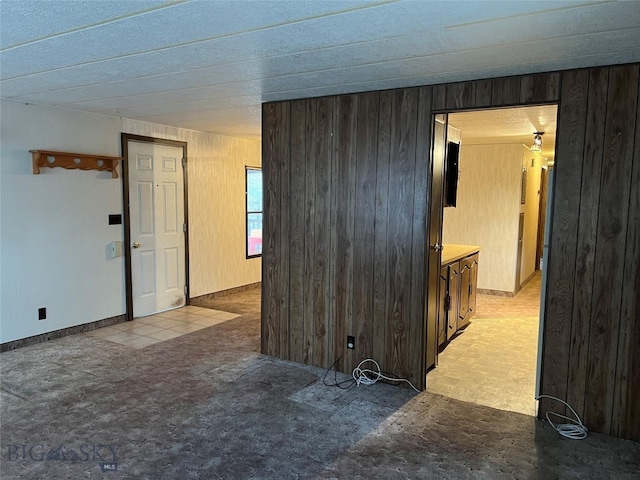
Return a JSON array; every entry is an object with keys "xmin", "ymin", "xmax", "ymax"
[
  {"xmin": 1, "ymin": 314, "xmax": 127, "ymax": 353},
  {"xmin": 520, "ymin": 271, "xmax": 538, "ymax": 288},
  {"xmin": 477, "ymin": 288, "xmax": 516, "ymax": 297},
  {"xmin": 190, "ymin": 282, "xmax": 261, "ymax": 306}
]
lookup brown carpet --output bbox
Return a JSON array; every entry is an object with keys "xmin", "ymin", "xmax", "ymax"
[{"xmin": 1, "ymin": 291, "xmax": 639, "ymax": 479}]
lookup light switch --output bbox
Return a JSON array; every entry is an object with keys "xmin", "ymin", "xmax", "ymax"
[{"xmin": 108, "ymin": 241, "xmax": 123, "ymax": 258}]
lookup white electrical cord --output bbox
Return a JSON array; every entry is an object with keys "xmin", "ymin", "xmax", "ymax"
[
  {"xmin": 536, "ymin": 394, "xmax": 588, "ymax": 440},
  {"xmin": 352, "ymin": 358, "xmax": 420, "ymax": 393}
]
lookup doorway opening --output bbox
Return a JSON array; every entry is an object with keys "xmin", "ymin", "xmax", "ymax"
[{"xmin": 426, "ymin": 105, "xmax": 558, "ymax": 416}]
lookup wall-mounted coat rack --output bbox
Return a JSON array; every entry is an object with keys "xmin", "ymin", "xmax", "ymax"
[{"xmin": 30, "ymin": 150, "xmax": 122, "ymax": 178}]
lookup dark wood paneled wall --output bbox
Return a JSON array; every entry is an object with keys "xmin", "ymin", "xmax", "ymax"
[
  {"xmin": 262, "ymin": 89, "xmax": 429, "ymax": 386},
  {"xmin": 262, "ymin": 63, "xmax": 640, "ymax": 440},
  {"xmin": 542, "ymin": 64, "xmax": 640, "ymax": 440}
]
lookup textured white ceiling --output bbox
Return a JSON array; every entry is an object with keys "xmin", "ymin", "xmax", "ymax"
[
  {"xmin": 449, "ymin": 105, "xmax": 558, "ymax": 160},
  {"xmin": 1, "ymin": 0, "xmax": 639, "ymax": 140}
]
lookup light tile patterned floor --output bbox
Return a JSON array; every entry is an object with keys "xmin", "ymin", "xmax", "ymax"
[
  {"xmin": 83, "ymin": 305, "xmax": 240, "ymax": 348},
  {"xmin": 427, "ymin": 273, "xmax": 541, "ymax": 416}
]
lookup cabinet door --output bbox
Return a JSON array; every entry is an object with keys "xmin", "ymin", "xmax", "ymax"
[
  {"xmin": 438, "ymin": 265, "xmax": 448, "ymax": 347},
  {"xmin": 468, "ymin": 254, "xmax": 479, "ymax": 316},
  {"xmin": 459, "ymin": 261, "xmax": 471, "ymax": 325},
  {"xmin": 448, "ymin": 262, "xmax": 460, "ymax": 340}
]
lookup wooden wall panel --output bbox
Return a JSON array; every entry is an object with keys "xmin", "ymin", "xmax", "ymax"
[
  {"xmin": 612, "ymin": 74, "xmax": 640, "ymax": 439},
  {"xmin": 261, "ymin": 102, "xmax": 287, "ymax": 358},
  {"xmin": 312, "ymin": 97, "xmax": 333, "ymax": 368},
  {"xmin": 332, "ymin": 95, "xmax": 358, "ymax": 373},
  {"xmin": 431, "ymin": 84, "xmax": 447, "ymax": 111},
  {"xmin": 520, "ymin": 72, "xmax": 560, "ymax": 104},
  {"xmin": 279, "ymin": 103, "xmax": 292, "ymax": 359},
  {"xmin": 491, "ymin": 76, "xmax": 521, "ymax": 106},
  {"xmin": 288, "ymin": 100, "xmax": 306, "ymax": 363},
  {"xmin": 262, "ymin": 64, "xmax": 640, "ymax": 438},
  {"xmin": 372, "ymin": 92, "xmax": 392, "ymax": 368},
  {"xmin": 386, "ymin": 88, "xmax": 419, "ymax": 377},
  {"xmin": 473, "ymin": 79, "xmax": 493, "ymax": 108},
  {"xmin": 538, "ymin": 69, "xmax": 588, "ymax": 416},
  {"xmin": 353, "ymin": 92, "xmax": 379, "ymax": 363},
  {"xmin": 566, "ymin": 68, "xmax": 608, "ymax": 418},
  {"xmin": 303, "ymin": 100, "xmax": 317, "ymax": 364},
  {"xmin": 408, "ymin": 87, "xmax": 432, "ymax": 380},
  {"xmin": 584, "ymin": 65, "xmax": 639, "ymax": 432},
  {"xmin": 445, "ymin": 81, "xmax": 476, "ymax": 110}
]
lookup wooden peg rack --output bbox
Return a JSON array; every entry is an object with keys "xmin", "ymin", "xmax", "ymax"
[{"xmin": 30, "ymin": 150, "xmax": 122, "ymax": 178}]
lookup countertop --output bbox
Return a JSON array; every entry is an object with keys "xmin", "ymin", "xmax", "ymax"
[{"xmin": 441, "ymin": 244, "xmax": 481, "ymax": 265}]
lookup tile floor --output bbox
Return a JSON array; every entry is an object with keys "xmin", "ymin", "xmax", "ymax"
[
  {"xmin": 427, "ymin": 273, "xmax": 542, "ymax": 416},
  {"xmin": 83, "ymin": 305, "xmax": 239, "ymax": 349}
]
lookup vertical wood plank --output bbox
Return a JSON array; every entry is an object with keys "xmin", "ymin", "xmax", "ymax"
[
  {"xmin": 566, "ymin": 68, "xmax": 607, "ymax": 418},
  {"xmin": 473, "ymin": 79, "xmax": 493, "ymax": 108},
  {"xmin": 353, "ymin": 92, "xmax": 379, "ymax": 364},
  {"xmin": 491, "ymin": 76, "xmax": 521, "ymax": 106},
  {"xmin": 372, "ymin": 91, "xmax": 392, "ymax": 364},
  {"xmin": 445, "ymin": 81, "xmax": 476, "ymax": 110},
  {"xmin": 385, "ymin": 88, "xmax": 418, "ymax": 378},
  {"xmin": 520, "ymin": 72, "xmax": 561, "ymax": 103},
  {"xmin": 432, "ymin": 84, "xmax": 447, "ymax": 111},
  {"xmin": 288, "ymin": 100, "xmax": 306, "ymax": 363},
  {"xmin": 303, "ymin": 100, "xmax": 317, "ymax": 365},
  {"xmin": 612, "ymin": 72, "xmax": 640, "ymax": 440},
  {"xmin": 408, "ymin": 86, "xmax": 432, "ymax": 389},
  {"xmin": 279, "ymin": 102, "xmax": 291, "ymax": 359},
  {"xmin": 539, "ymin": 69, "xmax": 588, "ymax": 415},
  {"xmin": 584, "ymin": 64, "xmax": 639, "ymax": 433},
  {"xmin": 261, "ymin": 102, "xmax": 283, "ymax": 357},
  {"xmin": 313, "ymin": 97, "xmax": 333, "ymax": 368},
  {"xmin": 332, "ymin": 94, "xmax": 358, "ymax": 372}
]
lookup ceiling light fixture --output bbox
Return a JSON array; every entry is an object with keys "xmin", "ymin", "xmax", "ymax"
[{"xmin": 530, "ymin": 131, "xmax": 544, "ymax": 152}]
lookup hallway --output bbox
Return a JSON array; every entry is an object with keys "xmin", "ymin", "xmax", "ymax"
[{"xmin": 427, "ymin": 274, "xmax": 543, "ymax": 416}]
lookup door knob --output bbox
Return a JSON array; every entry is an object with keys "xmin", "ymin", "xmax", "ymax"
[
  {"xmin": 132, "ymin": 242, "xmax": 141, "ymax": 249},
  {"xmin": 431, "ymin": 243, "xmax": 444, "ymax": 252}
]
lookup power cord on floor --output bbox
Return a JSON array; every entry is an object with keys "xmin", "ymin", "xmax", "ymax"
[
  {"xmin": 323, "ymin": 357, "xmax": 421, "ymax": 392},
  {"xmin": 536, "ymin": 394, "xmax": 588, "ymax": 440},
  {"xmin": 352, "ymin": 358, "xmax": 421, "ymax": 393},
  {"xmin": 323, "ymin": 356, "xmax": 356, "ymax": 389}
]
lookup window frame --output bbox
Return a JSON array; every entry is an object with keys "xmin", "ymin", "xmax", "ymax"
[{"xmin": 245, "ymin": 166, "xmax": 263, "ymax": 259}]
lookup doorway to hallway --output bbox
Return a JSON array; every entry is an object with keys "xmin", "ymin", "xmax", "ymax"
[
  {"xmin": 427, "ymin": 276, "xmax": 542, "ymax": 415},
  {"xmin": 426, "ymin": 105, "xmax": 557, "ymax": 416}
]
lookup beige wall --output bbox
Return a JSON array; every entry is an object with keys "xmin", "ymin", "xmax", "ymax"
[
  {"xmin": 519, "ymin": 148, "xmax": 545, "ymax": 285},
  {"xmin": 442, "ymin": 143, "xmax": 523, "ymax": 292},
  {"xmin": 0, "ymin": 99, "xmax": 262, "ymax": 344},
  {"xmin": 122, "ymin": 120, "xmax": 262, "ymax": 297}
]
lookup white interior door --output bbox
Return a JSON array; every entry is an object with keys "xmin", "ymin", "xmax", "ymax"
[{"xmin": 128, "ymin": 141, "xmax": 186, "ymax": 317}]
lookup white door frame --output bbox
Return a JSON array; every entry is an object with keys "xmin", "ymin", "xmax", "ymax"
[{"xmin": 121, "ymin": 134, "xmax": 190, "ymax": 320}]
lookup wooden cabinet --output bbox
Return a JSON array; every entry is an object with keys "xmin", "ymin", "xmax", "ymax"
[
  {"xmin": 438, "ymin": 246, "xmax": 479, "ymax": 348},
  {"xmin": 438, "ymin": 263, "xmax": 460, "ymax": 347},
  {"xmin": 458, "ymin": 253, "xmax": 479, "ymax": 330}
]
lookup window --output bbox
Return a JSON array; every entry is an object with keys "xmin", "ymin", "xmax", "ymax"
[{"xmin": 245, "ymin": 167, "xmax": 263, "ymax": 258}]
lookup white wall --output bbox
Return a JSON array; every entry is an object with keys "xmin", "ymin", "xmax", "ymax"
[
  {"xmin": 122, "ymin": 120, "xmax": 262, "ymax": 297},
  {"xmin": 1, "ymin": 100, "xmax": 125, "ymax": 343},
  {"xmin": 443, "ymin": 144, "xmax": 523, "ymax": 293},
  {"xmin": 1, "ymin": 100, "xmax": 262, "ymax": 343}
]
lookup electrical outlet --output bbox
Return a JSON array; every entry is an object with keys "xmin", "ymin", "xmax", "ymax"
[
  {"xmin": 38, "ymin": 307, "xmax": 47, "ymax": 320},
  {"xmin": 347, "ymin": 335, "xmax": 355, "ymax": 350}
]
